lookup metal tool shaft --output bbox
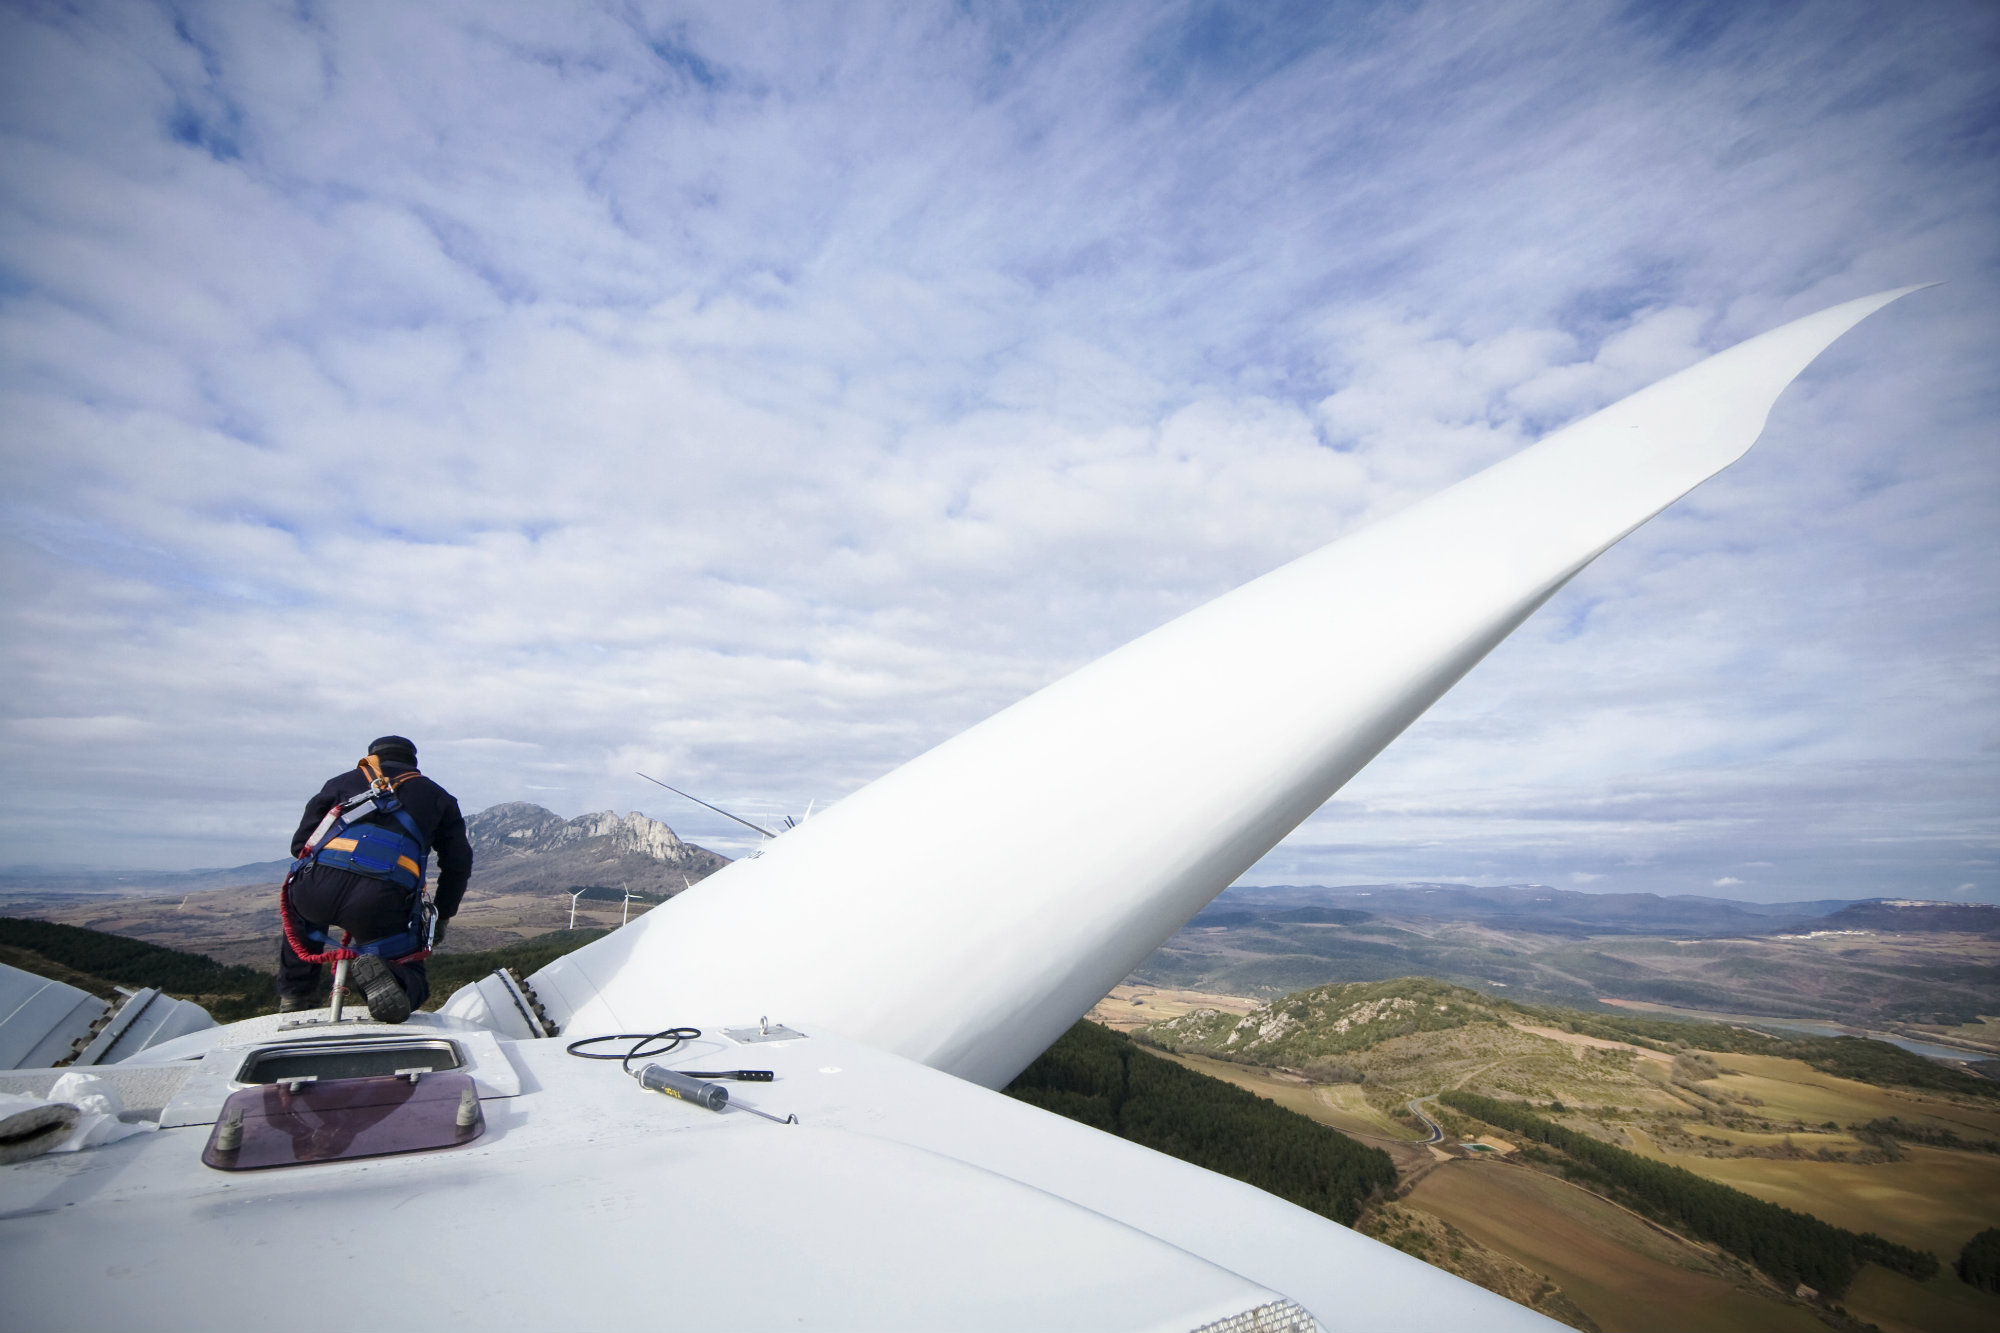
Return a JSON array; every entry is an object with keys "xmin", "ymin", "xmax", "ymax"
[{"xmin": 328, "ymin": 930, "xmax": 352, "ymax": 1021}]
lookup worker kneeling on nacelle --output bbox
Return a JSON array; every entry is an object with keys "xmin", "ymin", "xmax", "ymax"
[{"xmin": 278, "ymin": 736, "xmax": 474, "ymax": 1023}]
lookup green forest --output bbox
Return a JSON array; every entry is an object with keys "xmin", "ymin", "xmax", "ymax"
[
  {"xmin": 0, "ymin": 916, "xmax": 274, "ymax": 1022},
  {"xmin": 1440, "ymin": 1090, "xmax": 1939, "ymax": 1295},
  {"xmin": 1961, "ymin": 1229, "xmax": 2000, "ymax": 1293},
  {"xmin": 421, "ymin": 929, "xmax": 608, "ymax": 1006},
  {"xmin": 1005, "ymin": 1019, "xmax": 1397, "ymax": 1225},
  {"xmin": 0, "ymin": 916, "xmax": 608, "ymax": 1023}
]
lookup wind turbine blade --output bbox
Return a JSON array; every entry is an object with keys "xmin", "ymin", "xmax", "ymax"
[{"xmin": 532, "ymin": 288, "xmax": 1923, "ymax": 1088}]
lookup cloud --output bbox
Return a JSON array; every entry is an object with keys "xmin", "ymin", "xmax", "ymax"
[
  {"xmin": 0, "ymin": 1, "xmax": 1993, "ymax": 897},
  {"xmin": 1712, "ymin": 877, "xmax": 1743, "ymax": 888},
  {"xmin": 9, "ymin": 716, "xmax": 150, "ymax": 743}
]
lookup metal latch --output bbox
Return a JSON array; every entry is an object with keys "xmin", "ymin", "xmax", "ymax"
[{"xmin": 724, "ymin": 1016, "xmax": 807, "ymax": 1044}]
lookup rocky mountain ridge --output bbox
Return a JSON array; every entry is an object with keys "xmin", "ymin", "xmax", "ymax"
[
  {"xmin": 463, "ymin": 802, "xmax": 730, "ymax": 898},
  {"xmin": 1139, "ymin": 977, "xmax": 1497, "ymax": 1066}
]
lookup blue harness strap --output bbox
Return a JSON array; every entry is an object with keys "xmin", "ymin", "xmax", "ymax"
[
  {"xmin": 293, "ymin": 762, "xmax": 431, "ymax": 892},
  {"xmin": 307, "ymin": 805, "xmax": 428, "ymax": 891},
  {"xmin": 289, "ymin": 758, "xmax": 437, "ymax": 961}
]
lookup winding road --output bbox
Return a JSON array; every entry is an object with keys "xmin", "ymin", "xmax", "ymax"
[{"xmin": 1406, "ymin": 1095, "xmax": 1444, "ymax": 1145}]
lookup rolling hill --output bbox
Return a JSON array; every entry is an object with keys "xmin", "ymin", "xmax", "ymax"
[
  {"xmin": 1136, "ymin": 885, "xmax": 2000, "ymax": 1037},
  {"xmin": 1133, "ymin": 975, "xmax": 2000, "ymax": 1331}
]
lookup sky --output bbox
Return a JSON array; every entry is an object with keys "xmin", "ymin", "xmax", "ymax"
[{"xmin": 1, "ymin": 0, "xmax": 1994, "ymax": 904}]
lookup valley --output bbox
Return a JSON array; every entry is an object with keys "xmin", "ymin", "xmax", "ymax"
[
  {"xmin": 1136, "ymin": 885, "xmax": 2000, "ymax": 1060},
  {"xmin": 0, "ymin": 875, "xmax": 666, "ymax": 971},
  {"xmin": 1135, "ymin": 974, "xmax": 2000, "ymax": 1332},
  {"xmin": 0, "ymin": 802, "xmax": 725, "ymax": 970}
]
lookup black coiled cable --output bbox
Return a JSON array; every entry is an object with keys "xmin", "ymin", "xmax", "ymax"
[
  {"xmin": 563, "ymin": 1028, "xmax": 776, "ymax": 1081},
  {"xmin": 566, "ymin": 1027, "xmax": 702, "ymax": 1077}
]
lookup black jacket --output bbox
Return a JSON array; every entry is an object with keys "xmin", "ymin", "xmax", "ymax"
[{"xmin": 290, "ymin": 760, "xmax": 475, "ymax": 918}]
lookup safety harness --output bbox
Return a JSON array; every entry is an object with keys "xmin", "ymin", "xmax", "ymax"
[{"xmin": 280, "ymin": 755, "xmax": 437, "ymax": 965}]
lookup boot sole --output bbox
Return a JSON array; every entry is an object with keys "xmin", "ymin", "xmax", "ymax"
[{"xmin": 349, "ymin": 955, "xmax": 412, "ymax": 1024}]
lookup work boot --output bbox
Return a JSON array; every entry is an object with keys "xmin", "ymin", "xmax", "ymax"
[
  {"xmin": 349, "ymin": 955, "xmax": 412, "ymax": 1024},
  {"xmin": 277, "ymin": 995, "xmax": 314, "ymax": 1013}
]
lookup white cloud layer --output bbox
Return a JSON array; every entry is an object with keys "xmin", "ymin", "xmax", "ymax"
[{"xmin": 1, "ymin": 1, "xmax": 1994, "ymax": 904}]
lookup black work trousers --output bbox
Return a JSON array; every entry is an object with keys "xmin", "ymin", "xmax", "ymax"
[{"xmin": 277, "ymin": 865, "xmax": 429, "ymax": 1009}]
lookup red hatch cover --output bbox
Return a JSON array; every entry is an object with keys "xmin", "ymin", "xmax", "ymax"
[{"xmin": 203, "ymin": 1071, "xmax": 482, "ymax": 1171}]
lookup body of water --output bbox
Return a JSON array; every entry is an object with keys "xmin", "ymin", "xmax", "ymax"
[{"xmin": 1601, "ymin": 1001, "xmax": 1990, "ymax": 1063}]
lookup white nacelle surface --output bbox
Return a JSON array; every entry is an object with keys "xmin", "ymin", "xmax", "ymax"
[{"xmin": 0, "ymin": 1019, "xmax": 1554, "ymax": 1332}]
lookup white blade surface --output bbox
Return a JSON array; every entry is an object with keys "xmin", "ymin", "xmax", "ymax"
[{"xmin": 523, "ymin": 288, "xmax": 1920, "ymax": 1088}]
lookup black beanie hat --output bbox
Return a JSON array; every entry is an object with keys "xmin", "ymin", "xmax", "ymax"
[{"xmin": 367, "ymin": 735, "xmax": 418, "ymax": 763}]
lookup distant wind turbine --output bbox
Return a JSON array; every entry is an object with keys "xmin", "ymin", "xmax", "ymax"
[{"xmin": 565, "ymin": 887, "xmax": 587, "ymax": 930}]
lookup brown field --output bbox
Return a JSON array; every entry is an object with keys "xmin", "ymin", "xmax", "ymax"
[
  {"xmin": 1507, "ymin": 1022, "xmax": 1673, "ymax": 1067},
  {"xmin": 1842, "ymin": 1265, "xmax": 2000, "ymax": 1333},
  {"xmin": 1536, "ymin": 1047, "xmax": 2000, "ymax": 1270},
  {"xmin": 1154, "ymin": 1048, "xmax": 1427, "ymax": 1142},
  {"xmin": 5, "ymin": 878, "xmax": 656, "ymax": 970},
  {"xmin": 1132, "ymin": 997, "xmax": 2000, "ymax": 1330},
  {"xmin": 1407, "ymin": 1160, "xmax": 1824, "ymax": 1333},
  {"xmin": 1638, "ymin": 1122, "xmax": 1866, "ymax": 1154},
  {"xmin": 1666, "ymin": 1146, "xmax": 2000, "ymax": 1260},
  {"xmin": 1701, "ymin": 1053, "xmax": 2000, "ymax": 1138},
  {"xmin": 1086, "ymin": 984, "xmax": 1258, "ymax": 1033},
  {"xmin": 1359, "ymin": 1200, "xmax": 1598, "ymax": 1329}
]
